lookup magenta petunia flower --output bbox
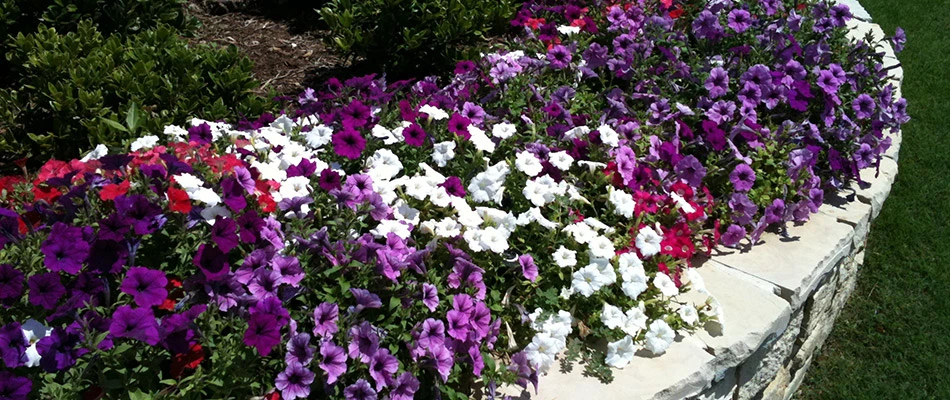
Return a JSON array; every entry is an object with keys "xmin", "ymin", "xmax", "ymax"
[
  {"xmin": 439, "ymin": 176, "xmax": 466, "ymax": 198},
  {"xmin": 319, "ymin": 341, "xmax": 347, "ymax": 385},
  {"xmin": 110, "ymin": 305, "xmax": 160, "ymax": 345},
  {"xmin": 318, "ymin": 169, "xmax": 343, "ymax": 191},
  {"xmin": 41, "ymin": 222, "xmax": 89, "ymax": 275},
  {"xmin": 402, "ymin": 123, "xmax": 427, "ymax": 147},
  {"xmin": 447, "ymin": 113, "xmax": 472, "ymax": 139},
  {"xmin": 332, "ymin": 128, "xmax": 366, "ymax": 159},
  {"xmin": 312, "ymin": 302, "xmax": 339, "ymax": 337},
  {"xmin": 120, "ymin": 267, "xmax": 168, "ymax": 308}
]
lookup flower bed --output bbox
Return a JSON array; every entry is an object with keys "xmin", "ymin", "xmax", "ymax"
[{"xmin": 0, "ymin": 0, "xmax": 906, "ymax": 399}]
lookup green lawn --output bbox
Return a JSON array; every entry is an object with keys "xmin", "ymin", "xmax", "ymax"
[{"xmin": 796, "ymin": 0, "xmax": 950, "ymax": 398}]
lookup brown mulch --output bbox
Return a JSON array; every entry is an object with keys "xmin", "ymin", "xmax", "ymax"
[{"xmin": 185, "ymin": 1, "xmax": 350, "ymax": 97}]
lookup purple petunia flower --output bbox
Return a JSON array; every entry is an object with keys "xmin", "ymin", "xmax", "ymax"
[
  {"xmin": 421, "ymin": 283, "xmax": 439, "ymax": 312},
  {"xmin": 455, "ymin": 60, "xmax": 477, "ymax": 75},
  {"xmin": 110, "ymin": 305, "xmax": 160, "ymax": 345},
  {"xmin": 332, "ymin": 128, "xmax": 366, "ymax": 159},
  {"xmin": 41, "ymin": 222, "xmax": 89, "ymax": 274},
  {"xmin": 705, "ymin": 67, "xmax": 730, "ymax": 99},
  {"xmin": 193, "ymin": 244, "xmax": 230, "ymax": 281},
  {"xmin": 0, "ymin": 264, "xmax": 24, "ymax": 301},
  {"xmin": 853, "ymin": 143, "xmax": 876, "ymax": 169},
  {"xmin": 721, "ymin": 224, "xmax": 746, "ymax": 247},
  {"xmin": 272, "ymin": 255, "xmax": 304, "ymax": 287},
  {"xmin": 348, "ymin": 322, "xmax": 380, "ymax": 363},
  {"xmin": 276, "ymin": 362, "xmax": 315, "ymax": 400},
  {"xmin": 892, "ymin": 27, "xmax": 906, "ymax": 53},
  {"xmin": 120, "ymin": 267, "xmax": 168, "ymax": 308},
  {"xmin": 28, "ymin": 272, "xmax": 65, "ymax": 310},
  {"xmin": 692, "ymin": 10, "xmax": 724, "ymax": 40},
  {"xmin": 313, "ymin": 302, "xmax": 339, "ymax": 337},
  {"xmin": 547, "ymin": 45, "xmax": 573, "ymax": 69},
  {"xmin": 674, "ymin": 156, "xmax": 707, "ymax": 187},
  {"xmin": 344, "ymin": 379, "xmax": 377, "ymax": 400},
  {"xmin": 211, "ymin": 216, "xmax": 240, "ymax": 253},
  {"xmin": 815, "ymin": 69, "xmax": 842, "ymax": 94},
  {"xmin": 0, "ymin": 370, "xmax": 32, "ymax": 400},
  {"xmin": 852, "ymin": 94, "xmax": 876, "ymax": 119},
  {"xmin": 36, "ymin": 325, "xmax": 87, "ymax": 372},
  {"xmin": 402, "ymin": 123, "xmax": 427, "ymax": 147},
  {"xmin": 390, "ymin": 372, "xmax": 420, "ymax": 400},
  {"xmin": 351, "ymin": 288, "xmax": 382, "ymax": 311},
  {"xmin": 247, "ymin": 268, "xmax": 281, "ymax": 300},
  {"xmin": 728, "ymin": 9, "xmax": 752, "ymax": 33},
  {"xmin": 706, "ymin": 100, "xmax": 737, "ymax": 124},
  {"xmin": 244, "ymin": 313, "xmax": 281, "ymax": 357},
  {"xmin": 427, "ymin": 344, "xmax": 454, "ymax": 382},
  {"xmin": 729, "ymin": 164, "xmax": 757, "ymax": 192},
  {"xmin": 519, "ymin": 254, "xmax": 538, "ymax": 282},
  {"xmin": 368, "ymin": 348, "xmax": 399, "ymax": 391},
  {"xmin": 0, "ymin": 322, "xmax": 27, "ymax": 368},
  {"xmin": 188, "ymin": 123, "xmax": 213, "ymax": 144},
  {"xmin": 114, "ymin": 194, "xmax": 163, "ymax": 235},
  {"xmin": 446, "ymin": 309, "xmax": 471, "ymax": 341},
  {"xmin": 729, "ymin": 193, "xmax": 758, "ymax": 225},
  {"xmin": 319, "ymin": 341, "xmax": 347, "ymax": 385}
]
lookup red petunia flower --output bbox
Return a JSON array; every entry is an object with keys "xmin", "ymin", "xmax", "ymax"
[
  {"xmin": 170, "ymin": 344, "xmax": 205, "ymax": 379},
  {"xmin": 99, "ymin": 180, "xmax": 130, "ymax": 201},
  {"xmin": 167, "ymin": 187, "xmax": 191, "ymax": 214}
]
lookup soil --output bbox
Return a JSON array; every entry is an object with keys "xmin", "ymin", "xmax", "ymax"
[{"xmin": 185, "ymin": 0, "xmax": 352, "ymax": 97}]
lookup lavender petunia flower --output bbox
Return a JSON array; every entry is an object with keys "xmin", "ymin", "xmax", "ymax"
[
  {"xmin": 347, "ymin": 322, "xmax": 380, "ymax": 363},
  {"xmin": 344, "ymin": 379, "xmax": 377, "ymax": 400},
  {"xmin": 729, "ymin": 164, "xmax": 757, "ymax": 192},
  {"xmin": 319, "ymin": 341, "xmax": 347, "ymax": 385},
  {"xmin": 705, "ymin": 67, "xmax": 730, "ymax": 98},
  {"xmin": 421, "ymin": 283, "xmax": 439, "ymax": 312},
  {"xmin": 286, "ymin": 333, "xmax": 315, "ymax": 366},
  {"xmin": 729, "ymin": 193, "xmax": 757, "ymax": 225},
  {"xmin": 110, "ymin": 305, "xmax": 160, "ymax": 345},
  {"xmin": 27, "ymin": 272, "xmax": 65, "ymax": 310},
  {"xmin": 547, "ymin": 45, "xmax": 573, "ymax": 69},
  {"xmin": 674, "ymin": 156, "xmax": 707, "ymax": 187},
  {"xmin": 390, "ymin": 372, "xmax": 420, "ymax": 400},
  {"xmin": 706, "ymin": 100, "xmax": 737, "ymax": 124},
  {"xmin": 368, "ymin": 348, "xmax": 399, "ymax": 391},
  {"xmin": 41, "ymin": 222, "xmax": 89, "ymax": 274},
  {"xmin": 765, "ymin": 199, "xmax": 786, "ymax": 225},
  {"xmin": 417, "ymin": 319, "xmax": 445, "ymax": 350},
  {"xmin": 312, "ymin": 302, "xmax": 339, "ymax": 338},
  {"xmin": 276, "ymin": 362, "xmax": 315, "ymax": 399},
  {"xmin": 120, "ymin": 267, "xmax": 168, "ymax": 308},
  {"xmin": 519, "ymin": 254, "xmax": 539, "ymax": 282},
  {"xmin": 427, "ymin": 344, "xmax": 454, "ymax": 382},
  {"xmin": 721, "ymin": 224, "xmax": 746, "ymax": 247}
]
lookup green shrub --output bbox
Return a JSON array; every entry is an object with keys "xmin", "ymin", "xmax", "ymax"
[
  {"xmin": 0, "ymin": 21, "xmax": 272, "ymax": 164},
  {"xmin": 319, "ymin": 0, "xmax": 516, "ymax": 77},
  {"xmin": 0, "ymin": 0, "xmax": 197, "ymax": 39}
]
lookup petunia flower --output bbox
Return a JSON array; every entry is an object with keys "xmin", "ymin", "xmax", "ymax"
[
  {"xmin": 120, "ymin": 267, "xmax": 168, "ymax": 308},
  {"xmin": 110, "ymin": 305, "xmax": 160, "ymax": 345}
]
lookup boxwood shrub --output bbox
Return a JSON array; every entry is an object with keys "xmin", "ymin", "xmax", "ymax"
[{"xmin": 0, "ymin": 21, "xmax": 272, "ymax": 166}]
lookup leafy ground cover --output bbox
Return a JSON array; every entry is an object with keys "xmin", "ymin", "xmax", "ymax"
[{"xmin": 797, "ymin": 0, "xmax": 950, "ymax": 398}]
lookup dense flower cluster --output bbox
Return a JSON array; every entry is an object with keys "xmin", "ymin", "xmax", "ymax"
[{"xmin": 0, "ymin": 0, "xmax": 905, "ymax": 398}]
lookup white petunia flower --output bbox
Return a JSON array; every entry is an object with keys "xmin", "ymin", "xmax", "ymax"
[
  {"xmin": 371, "ymin": 124, "xmax": 402, "ymax": 145},
  {"xmin": 601, "ymin": 304, "xmax": 625, "ymax": 329},
  {"xmin": 678, "ymin": 305, "xmax": 700, "ymax": 325},
  {"xmin": 392, "ymin": 200, "xmax": 420, "ymax": 225},
  {"xmin": 479, "ymin": 226, "xmax": 510, "ymax": 253},
  {"xmin": 370, "ymin": 220, "xmax": 411, "ymax": 239},
  {"xmin": 492, "ymin": 122, "xmax": 517, "ymax": 139},
  {"xmin": 80, "ymin": 144, "xmax": 108, "ymax": 162},
  {"xmin": 576, "ymin": 160, "xmax": 607, "ymax": 172},
  {"xmin": 684, "ymin": 268, "xmax": 708, "ymax": 295},
  {"xmin": 621, "ymin": 305, "xmax": 648, "ymax": 337},
  {"xmin": 304, "ymin": 125, "xmax": 334, "ymax": 148},
  {"xmin": 524, "ymin": 333, "xmax": 560, "ymax": 373},
  {"xmin": 653, "ymin": 273, "xmax": 679, "ymax": 297},
  {"xmin": 173, "ymin": 173, "xmax": 204, "ymax": 193},
  {"xmin": 636, "ymin": 226, "xmax": 663, "ymax": 258},
  {"xmin": 130, "ymin": 135, "xmax": 159, "ymax": 152},
  {"xmin": 598, "ymin": 124, "xmax": 620, "ymax": 147},
  {"xmin": 515, "ymin": 151, "xmax": 544, "ymax": 177},
  {"xmin": 419, "ymin": 105, "xmax": 449, "ymax": 120},
  {"xmin": 468, "ymin": 125, "xmax": 496, "ymax": 153},
  {"xmin": 22, "ymin": 319, "xmax": 52, "ymax": 368},
  {"xmin": 367, "ymin": 149, "xmax": 404, "ymax": 181},
  {"xmin": 271, "ymin": 115, "xmax": 296, "ymax": 134},
  {"xmin": 432, "ymin": 141, "xmax": 457, "ymax": 167},
  {"xmin": 557, "ymin": 25, "xmax": 581, "ymax": 36},
  {"xmin": 200, "ymin": 204, "xmax": 232, "ymax": 222},
  {"xmin": 609, "ymin": 187, "xmax": 636, "ymax": 218},
  {"xmin": 553, "ymin": 246, "xmax": 577, "ymax": 268},
  {"xmin": 644, "ymin": 319, "xmax": 675, "ymax": 355},
  {"xmin": 404, "ymin": 176, "xmax": 434, "ymax": 200},
  {"xmin": 190, "ymin": 187, "xmax": 222, "ymax": 206},
  {"xmin": 278, "ymin": 176, "xmax": 312, "ymax": 200},
  {"xmin": 588, "ymin": 235, "xmax": 616, "ymax": 260},
  {"xmin": 563, "ymin": 126, "xmax": 591, "ymax": 139},
  {"xmin": 564, "ymin": 222, "xmax": 597, "ymax": 244},
  {"xmin": 548, "ymin": 151, "xmax": 574, "ymax": 170},
  {"xmin": 163, "ymin": 124, "xmax": 188, "ymax": 140},
  {"xmin": 605, "ymin": 336, "xmax": 636, "ymax": 369},
  {"xmin": 670, "ymin": 192, "xmax": 696, "ymax": 214},
  {"xmin": 571, "ymin": 265, "xmax": 603, "ymax": 297}
]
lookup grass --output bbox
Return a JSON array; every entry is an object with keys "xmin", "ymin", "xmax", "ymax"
[{"xmin": 796, "ymin": 0, "xmax": 950, "ymax": 398}]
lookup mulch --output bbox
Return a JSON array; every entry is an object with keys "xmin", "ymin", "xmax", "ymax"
[{"xmin": 185, "ymin": 0, "xmax": 351, "ymax": 97}]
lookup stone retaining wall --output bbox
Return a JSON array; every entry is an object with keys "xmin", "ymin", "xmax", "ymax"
[{"xmin": 523, "ymin": 2, "xmax": 903, "ymax": 399}]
